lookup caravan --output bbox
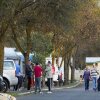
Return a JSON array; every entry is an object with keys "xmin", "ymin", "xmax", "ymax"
[{"xmin": 2, "ymin": 48, "xmax": 20, "ymax": 92}]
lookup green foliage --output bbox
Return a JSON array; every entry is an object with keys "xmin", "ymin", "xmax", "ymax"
[
  {"xmin": 31, "ymin": 32, "xmax": 53, "ymax": 66},
  {"xmin": 32, "ymin": 32, "xmax": 52, "ymax": 55},
  {"xmin": 32, "ymin": 53, "xmax": 46, "ymax": 67},
  {"xmin": 1, "ymin": 0, "xmax": 100, "ymax": 70}
]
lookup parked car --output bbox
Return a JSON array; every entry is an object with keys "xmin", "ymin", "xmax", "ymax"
[
  {"xmin": 3, "ymin": 60, "xmax": 18, "ymax": 92},
  {"xmin": 0, "ymin": 75, "xmax": 6, "ymax": 92}
]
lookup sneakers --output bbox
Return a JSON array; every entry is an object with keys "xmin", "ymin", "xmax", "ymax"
[
  {"xmin": 34, "ymin": 91, "xmax": 43, "ymax": 94},
  {"xmin": 18, "ymin": 88, "xmax": 23, "ymax": 91},
  {"xmin": 39, "ymin": 92, "xmax": 43, "ymax": 94},
  {"xmin": 28, "ymin": 90, "xmax": 31, "ymax": 93},
  {"xmin": 47, "ymin": 91, "xmax": 52, "ymax": 93}
]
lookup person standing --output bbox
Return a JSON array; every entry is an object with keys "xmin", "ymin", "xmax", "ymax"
[
  {"xmin": 91, "ymin": 64, "xmax": 99, "ymax": 91},
  {"xmin": 97, "ymin": 76, "xmax": 100, "ymax": 91},
  {"xmin": 14, "ymin": 61, "xmax": 23, "ymax": 91},
  {"xmin": 83, "ymin": 67, "xmax": 90, "ymax": 91},
  {"xmin": 34, "ymin": 62, "xmax": 43, "ymax": 94},
  {"xmin": 58, "ymin": 67, "xmax": 63, "ymax": 86},
  {"xmin": 45, "ymin": 61, "xmax": 53, "ymax": 93},
  {"xmin": 25, "ymin": 60, "xmax": 33, "ymax": 90}
]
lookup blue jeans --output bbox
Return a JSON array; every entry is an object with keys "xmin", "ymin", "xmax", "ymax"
[
  {"xmin": 84, "ymin": 79, "xmax": 89, "ymax": 90},
  {"xmin": 35, "ymin": 77, "xmax": 41, "ymax": 92},
  {"xmin": 92, "ymin": 77, "xmax": 97, "ymax": 90}
]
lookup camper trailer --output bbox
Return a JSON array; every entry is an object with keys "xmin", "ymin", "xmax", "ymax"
[{"xmin": 3, "ymin": 48, "xmax": 20, "ymax": 91}]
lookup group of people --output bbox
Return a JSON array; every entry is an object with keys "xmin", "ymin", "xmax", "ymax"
[
  {"xmin": 14, "ymin": 60, "xmax": 100, "ymax": 93},
  {"xmin": 13, "ymin": 60, "xmax": 53, "ymax": 93},
  {"xmin": 25, "ymin": 60, "xmax": 53, "ymax": 94},
  {"xmin": 83, "ymin": 63, "xmax": 100, "ymax": 91}
]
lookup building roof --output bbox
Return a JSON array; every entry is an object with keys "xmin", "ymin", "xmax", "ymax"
[
  {"xmin": 4, "ymin": 47, "xmax": 20, "ymax": 60},
  {"xmin": 86, "ymin": 57, "xmax": 100, "ymax": 63}
]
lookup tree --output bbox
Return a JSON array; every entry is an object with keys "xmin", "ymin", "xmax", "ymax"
[
  {"xmin": 0, "ymin": 0, "xmax": 38, "ymax": 74},
  {"xmin": 0, "ymin": 0, "xmax": 100, "ymax": 85},
  {"xmin": 51, "ymin": 0, "xmax": 100, "ymax": 84}
]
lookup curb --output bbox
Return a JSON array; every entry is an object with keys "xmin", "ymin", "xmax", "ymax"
[{"xmin": 18, "ymin": 81, "xmax": 81, "ymax": 96}]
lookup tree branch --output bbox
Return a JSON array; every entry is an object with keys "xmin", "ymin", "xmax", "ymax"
[
  {"xmin": 15, "ymin": 0, "xmax": 38, "ymax": 15},
  {"xmin": 10, "ymin": 24, "xmax": 25, "ymax": 54}
]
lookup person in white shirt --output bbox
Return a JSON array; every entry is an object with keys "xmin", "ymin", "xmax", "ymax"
[
  {"xmin": 58, "ymin": 67, "xmax": 63, "ymax": 86},
  {"xmin": 45, "ymin": 61, "xmax": 53, "ymax": 93}
]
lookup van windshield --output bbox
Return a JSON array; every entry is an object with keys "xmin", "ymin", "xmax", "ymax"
[{"xmin": 4, "ymin": 61, "xmax": 15, "ymax": 70}]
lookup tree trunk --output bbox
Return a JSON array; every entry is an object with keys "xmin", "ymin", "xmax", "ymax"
[
  {"xmin": 25, "ymin": 27, "xmax": 32, "ymax": 64},
  {"xmin": 52, "ymin": 48, "xmax": 56, "ymax": 66},
  {"xmin": 64, "ymin": 54, "xmax": 70, "ymax": 85},
  {"xmin": 70, "ymin": 57, "xmax": 75, "ymax": 83},
  {"xmin": 52, "ymin": 54, "xmax": 55, "ymax": 66},
  {"xmin": 23, "ymin": 27, "xmax": 32, "ymax": 88},
  {"xmin": 70, "ymin": 46, "xmax": 78, "ymax": 83},
  {"xmin": 42, "ymin": 76, "xmax": 45, "ymax": 87},
  {"xmin": 0, "ymin": 43, "xmax": 4, "ymax": 75}
]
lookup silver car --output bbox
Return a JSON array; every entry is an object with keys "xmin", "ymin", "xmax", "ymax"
[{"xmin": 3, "ymin": 60, "xmax": 18, "ymax": 91}]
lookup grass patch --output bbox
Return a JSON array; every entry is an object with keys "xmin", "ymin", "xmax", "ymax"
[{"xmin": 7, "ymin": 92, "xmax": 19, "ymax": 97}]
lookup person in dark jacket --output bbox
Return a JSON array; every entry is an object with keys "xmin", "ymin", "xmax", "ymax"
[
  {"xmin": 97, "ymin": 76, "xmax": 100, "ymax": 91},
  {"xmin": 25, "ymin": 60, "xmax": 33, "ymax": 90},
  {"xmin": 83, "ymin": 67, "xmax": 90, "ymax": 91}
]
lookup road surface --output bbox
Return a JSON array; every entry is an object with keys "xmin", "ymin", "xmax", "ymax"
[{"xmin": 16, "ymin": 83, "xmax": 100, "ymax": 100}]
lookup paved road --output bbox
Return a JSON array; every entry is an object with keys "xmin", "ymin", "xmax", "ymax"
[{"xmin": 16, "ymin": 83, "xmax": 100, "ymax": 100}]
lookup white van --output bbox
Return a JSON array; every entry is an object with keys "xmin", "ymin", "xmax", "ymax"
[{"xmin": 3, "ymin": 60, "xmax": 18, "ymax": 91}]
